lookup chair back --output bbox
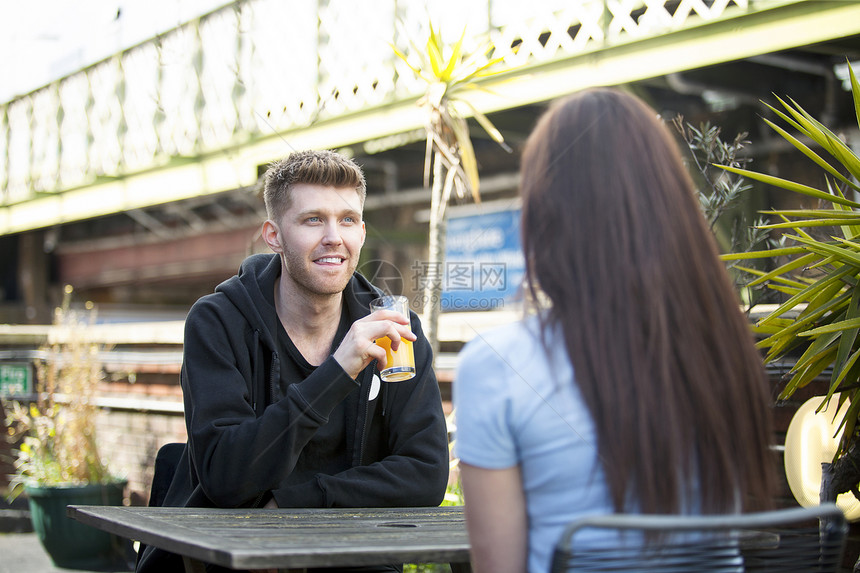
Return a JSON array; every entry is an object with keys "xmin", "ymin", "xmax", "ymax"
[
  {"xmin": 550, "ymin": 504, "xmax": 848, "ymax": 572},
  {"xmin": 147, "ymin": 442, "xmax": 185, "ymax": 507}
]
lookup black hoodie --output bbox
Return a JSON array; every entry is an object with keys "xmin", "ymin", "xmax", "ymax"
[{"xmin": 137, "ymin": 254, "xmax": 449, "ymax": 571}]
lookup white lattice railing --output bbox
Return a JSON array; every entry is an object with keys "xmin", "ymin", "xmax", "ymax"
[{"xmin": 0, "ymin": 0, "xmax": 759, "ymax": 206}]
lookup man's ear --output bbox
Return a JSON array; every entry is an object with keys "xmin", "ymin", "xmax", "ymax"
[{"xmin": 261, "ymin": 220, "xmax": 283, "ymax": 253}]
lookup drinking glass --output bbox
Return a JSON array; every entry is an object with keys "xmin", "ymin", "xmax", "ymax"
[{"xmin": 369, "ymin": 295, "xmax": 416, "ymax": 382}]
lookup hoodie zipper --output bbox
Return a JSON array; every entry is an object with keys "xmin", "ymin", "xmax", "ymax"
[
  {"xmin": 250, "ymin": 331, "xmax": 257, "ymax": 411},
  {"xmin": 250, "ymin": 329, "xmax": 276, "ymax": 508},
  {"xmin": 357, "ymin": 368, "xmax": 371, "ymax": 466}
]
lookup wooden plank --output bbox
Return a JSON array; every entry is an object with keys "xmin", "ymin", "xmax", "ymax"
[
  {"xmin": 67, "ymin": 505, "xmax": 236, "ymax": 566},
  {"xmin": 68, "ymin": 505, "xmax": 471, "ymax": 570}
]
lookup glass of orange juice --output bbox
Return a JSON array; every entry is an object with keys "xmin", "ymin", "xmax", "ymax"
[{"xmin": 369, "ymin": 295, "xmax": 416, "ymax": 382}]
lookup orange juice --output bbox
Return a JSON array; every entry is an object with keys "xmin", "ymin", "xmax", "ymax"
[{"xmin": 375, "ymin": 336, "xmax": 416, "ymax": 381}]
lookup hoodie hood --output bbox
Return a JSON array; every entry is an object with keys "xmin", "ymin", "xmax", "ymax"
[
  {"xmin": 214, "ymin": 253, "xmax": 385, "ymax": 349},
  {"xmin": 214, "ymin": 253, "xmax": 282, "ymax": 349}
]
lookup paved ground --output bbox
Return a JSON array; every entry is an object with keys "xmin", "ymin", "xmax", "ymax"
[
  {"xmin": 0, "ymin": 509, "xmax": 134, "ymax": 573},
  {"xmin": 0, "ymin": 532, "xmax": 133, "ymax": 573}
]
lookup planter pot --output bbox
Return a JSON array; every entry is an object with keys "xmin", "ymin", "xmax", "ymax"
[{"xmin": 25, "ymin": 481, "xmax": 129, "ymax": 570}]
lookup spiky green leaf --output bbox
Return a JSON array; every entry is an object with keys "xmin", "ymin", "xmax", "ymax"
[
  {"xmin": 721, "ymin": 246, "xmax": 807, "ymax": 261},
  {"xmin": 762, "ymin": 117, "xmax": 860, "ymax": 193},
  {"xmin": 759, "ymin": 218, "xmax": 860, "ymax": 229},
  {"xmin": 800, "ymin": 317, "xmax": 860, "ymax": 337},
  {"xmin": 779, "ymin": 347, "xmax": 838, "ymax": 399},
  {"xmin": 757, "ymin": 263, "xmax": 854, "ymax": 327},
  {"xmin": 718, "ymin": 165, "xmax": 860, "ymax": 209},
  {"xmin": 826, "ymin": 347, "xmax": 860, "ymax": 403},
  {"xmin": 791, "ymin": 234, "xmax": 860, "ymax": 268},
  {"xmin": 743, "ymin": 253, "xmax": 818, "ymax": 288},
  {"xmin": 734, "ymin": 264, "xmax": 810, "ymax": 289},
  {"xmin": 823, "ymin": 129, "xmax": 860, "ymax": 181},
  {"xmin": 440, "ymin": 29, "xmax": 467, "ymax": 82},
  {"xmin": 851, "ymin": 61, "xmax": 860, "ymax": 134}
]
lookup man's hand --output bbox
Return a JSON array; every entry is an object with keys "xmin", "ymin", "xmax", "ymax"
[{"xmin": 333, "ymin": 309, "xmax": 416, "ymax": 379}]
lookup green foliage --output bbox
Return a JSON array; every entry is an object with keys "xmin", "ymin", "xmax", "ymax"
[
  {"xmin": 721, "ymin": 62, "xmax": 860, "ymax": 459},
  {"xmin": 441, "ymin": 477, "xmax": 463, "ymax": 507},
  {"xmin": 402, "ymin": 484, "xmax": 462, "ymax": 572},
  {"xmin": 404, "ymin": 563, "xmax": 453, "ymax": 573},
  {"xmin": 403, "ymin": 434, "xmax": 463, "ymax": 572},
  {"xmin": 673, "ymin": 118, "xmax": 754, "ymax": 230},
  {"xmin": 673, "ymin": 118, "xmax": 772, "ymax": 305}
]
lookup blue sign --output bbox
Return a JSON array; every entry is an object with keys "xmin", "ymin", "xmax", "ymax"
[{"xmin": 441, "ymin": 208, "xmax": 525, "ymax": 312}]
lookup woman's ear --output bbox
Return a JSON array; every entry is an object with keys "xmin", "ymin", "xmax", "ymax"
[{"xmin": 261, "ymin": 219, "xmax": 283, "ymax": 253}]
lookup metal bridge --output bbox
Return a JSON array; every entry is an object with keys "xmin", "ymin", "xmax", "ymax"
[{"xmin": 2, "ymin": 0, "xmax": 859, "ymax": 237}]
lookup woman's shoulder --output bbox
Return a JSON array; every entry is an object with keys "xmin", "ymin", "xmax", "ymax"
[
  {"xmin": 460, "ymin": 315, "xmax": 544, "ymax": 361},
  {"xmin": 457, "ymin": 315, "xmax": 564, "ymax": 382}
]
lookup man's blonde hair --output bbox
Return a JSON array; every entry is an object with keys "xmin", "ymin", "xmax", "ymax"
[{"xmin": 263, "ymin": 150, "xmax": 366, "ymax": 221}]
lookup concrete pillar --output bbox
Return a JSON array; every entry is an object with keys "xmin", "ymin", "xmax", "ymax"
[{"xmin": 18, "ymin": 230, "xmax": 52, "ymax": 324}]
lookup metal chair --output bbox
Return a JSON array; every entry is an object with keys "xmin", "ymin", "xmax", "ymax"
[{"xmin": 549, "ymin": 504, "xmax": 848, "ymax": 572}]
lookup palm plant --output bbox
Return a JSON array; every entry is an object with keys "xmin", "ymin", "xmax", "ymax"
[
  {"xmin": 392, "ymin": 22, "xmax": 511, "ymax": 358},
  {"xmin": 720, "ymin": 63, "xmax": 860, "ymax": 507}
]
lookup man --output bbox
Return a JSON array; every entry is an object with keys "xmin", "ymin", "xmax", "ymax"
[{"xmin": 137, "ymin": 150, "xmax": 449, "ymax": 573}]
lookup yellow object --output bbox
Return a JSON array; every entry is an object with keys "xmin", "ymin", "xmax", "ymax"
[
  {"xmin": 374, "ymin": 337, "xmax": 416, "ymax": 382},
  {"xmin": 784, "ymin": 394, "xmax": 860, "ymax": 520}
]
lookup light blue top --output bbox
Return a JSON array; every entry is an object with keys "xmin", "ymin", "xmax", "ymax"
[{"xmin": 454, "ymin": 316, "xmax": 615, "ymax": 573}]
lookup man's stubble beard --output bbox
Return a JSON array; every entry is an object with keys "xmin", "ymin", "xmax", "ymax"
[{"xmin": 280, "ymin": 249, "xmax": 358, "ymax": 297}]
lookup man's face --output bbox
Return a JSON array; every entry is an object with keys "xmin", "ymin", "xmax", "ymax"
[{"xmin": 269, "ymin": 183, "xmax": 366, "ymax": 298}]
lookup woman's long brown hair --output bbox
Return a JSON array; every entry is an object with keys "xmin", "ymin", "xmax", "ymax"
[{"xmin": 520, "ymin": 87, "xmax": 777, "ymax": 515}]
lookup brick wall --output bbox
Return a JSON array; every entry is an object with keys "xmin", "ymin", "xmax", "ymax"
[{"xmin": 96, "ymin": 408, "xmax": 186, "ymax": 505}]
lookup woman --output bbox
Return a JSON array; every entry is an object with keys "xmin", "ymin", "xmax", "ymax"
[{"xmin": 454, "ymin": 87, "xmax": 777, "ymax": 573}]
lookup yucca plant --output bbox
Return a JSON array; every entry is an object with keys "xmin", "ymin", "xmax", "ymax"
[
  {"xmin": 720, "ymin": 62, "xmax": 860, "ymax": 507},
  {"xmin": 392, "ymin": 22, "xmax": 511, "ymax": 357}
]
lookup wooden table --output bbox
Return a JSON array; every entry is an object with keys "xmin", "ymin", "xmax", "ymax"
[{"xmin": 68, "ymin": 505, "xmax": 471, "ymax": 572}]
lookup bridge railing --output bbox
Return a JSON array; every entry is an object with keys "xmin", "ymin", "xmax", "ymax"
[{"xmin": 1, "ymin": 0, "xmax": 753, "ymax": 207}]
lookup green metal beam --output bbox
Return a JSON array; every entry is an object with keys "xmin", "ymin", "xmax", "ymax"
[
  {"xmin": 1, "ymin": 0, "xmax": 859, "ymax": 236},
  {"xmin": 465, "ymin": 0, "xmax": 860, "ymax": 114}
]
